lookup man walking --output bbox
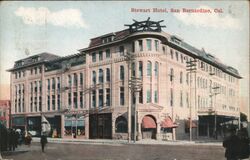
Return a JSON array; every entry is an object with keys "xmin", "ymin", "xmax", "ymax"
[
  {"xmin": 223, "ymin": 128, "xmax": 240, "ymax": 160},
  {"xmin": 40, "ymin": 134, "xmax": 48, "ymax": 153}
]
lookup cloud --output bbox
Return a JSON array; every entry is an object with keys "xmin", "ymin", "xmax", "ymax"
[
  {"xmin": 174, "ymin": 6, "xmax": 242, "ymax": 30},
  {"xmin": 15, "ymin": 7, "xmax": 87, "ymax": 28}
]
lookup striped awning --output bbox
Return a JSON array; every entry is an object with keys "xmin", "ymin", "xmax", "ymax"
[
  {"xmin": 142, "ymin": 116, "xmax": 156, "ymax": 129},
  {"xmin": 161, "ymin": 117, "xmax": 178, "ymax": 128}
]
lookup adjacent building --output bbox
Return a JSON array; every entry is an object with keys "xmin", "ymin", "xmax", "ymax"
[
  {"xmin": 0, "ymin": 100, "xmax": 11, "ymax": 128},
  {"xmin": 8, "ymin": 19, "xmax": 241, "ymax": 140}
]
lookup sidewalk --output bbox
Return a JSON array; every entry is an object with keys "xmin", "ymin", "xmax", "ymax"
[{"xmin": 31, "ymin": 137, "xmax": 223, "ymax": 146}]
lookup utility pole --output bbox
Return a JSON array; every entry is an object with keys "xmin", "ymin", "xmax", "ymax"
[
  {"xmin": 186, "ymin": 58, "xmax": 197, "ymax": 141},
  {"xmin": 212, "ymin": 86, "xmax": 220, "ymax": 140},
  {"xmin": 125, "ymin": 53, "xmax": 135, "ymax": 142}
]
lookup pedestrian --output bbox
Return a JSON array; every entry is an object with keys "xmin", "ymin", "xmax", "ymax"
[
  {"xmin": 223, "ymin": 128, "xmax": 240, "ymax": 160},
  {"xmin": 237, "ymin": 129, "xmax": 250, "ymax": 160},
  {"xmin": 40, "ymin": 134, "xmax": 48, "ymax": 152}
]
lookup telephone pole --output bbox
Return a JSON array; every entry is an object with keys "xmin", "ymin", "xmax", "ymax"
[{"xmin": 186, "ymin": 58, "xmax": 197, "ymax": 141}]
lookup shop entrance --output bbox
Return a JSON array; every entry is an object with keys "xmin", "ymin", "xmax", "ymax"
[{"xmin": 89, "ymin": 113, "xmax": 112, "ymax": 139}]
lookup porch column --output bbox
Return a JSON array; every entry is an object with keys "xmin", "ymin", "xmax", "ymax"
[
  {"xmin": 156, "ymin": 122, "xmax": 161, "ymax": 140},
  {"xmin": 85, "ymin": 115, "xmax": 89, "ymax": 139},
  {"xmin": 137, "ymin": 122, "xmax": 142, "ymax": 140},
  {"xmin": 61, "ymin": 114, "xmax": 65, "ymax": 138}
]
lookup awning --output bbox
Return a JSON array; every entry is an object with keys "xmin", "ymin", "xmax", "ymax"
[
  {"xmin": 161, "ymin": 117, "xmax": 178, "ymax": 128},
  {"xmin": 0, "ymin": 116, "xmax": 6, "ymax": 121},
  {"xmin": 185, "ymin": 119, "xmax": 197, "ymax": 128},
  {"xmin": 142, "ymin": 116, "xmax": 156, "ymax": 129}
]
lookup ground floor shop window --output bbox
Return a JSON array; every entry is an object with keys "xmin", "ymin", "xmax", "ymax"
[
  {"xmin": 115, "ymin": 116, "xmax": 127, "ymax": 133},
  {"xmin": 64, "ymin": 115, "xmax": 85, "ymax": 138}
]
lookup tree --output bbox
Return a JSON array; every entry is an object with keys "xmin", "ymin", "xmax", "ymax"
[{"xmin": 240, "ymin": 112, "xmax": 248, "ymax": 122}]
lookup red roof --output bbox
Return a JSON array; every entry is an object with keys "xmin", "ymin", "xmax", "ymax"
[
  {"xmin": 161, "ymin": 117, "xmax": 178, "ymax": 128},
  {"xmin": 88, "ymin": 29, "xmax": 130, "ymax": 48},
  {"xmin": 185, "ymin": 119, "xmax": 197, "ymax": 128},
  {"xmin": 142, "ymin": 116, "xmax": 157, "ymax": 129}
]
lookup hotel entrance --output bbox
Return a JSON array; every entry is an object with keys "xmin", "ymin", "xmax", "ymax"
[{"xmin": 89, "ymin": 113, "xmax": 112, "ymax": 139}]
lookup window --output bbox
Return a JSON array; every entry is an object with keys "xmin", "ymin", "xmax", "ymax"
[
  {"xmin": 181, "ymin": 54, "xmax": 183, "ymax": 63},
  {"xmin": 34, "ymin": 97, "xmax": 37, "ymax": 112},
  {"xmin": 30, "ymin": 82, "xmax": 33, "ymax": 93},
  {"xmin": 99, "ymin": 51, "xmax": 103, "ymax": 61},
  {"xmin": 34, "ymin": 81, "xmax": 38, "ymax": 93},
  {"xmin": 92, "ymin": 71, "xmax": 96, "ymax": 85},
  {"xmin": 146, "ymin": 39, "xmax": 152, "ymax": 51},
  {"xmin": 104, "ymin": 68, "xmax": 110, "ymax": 82},
  {"xmin": 92, "ymin": 52, "xmax": 96, "ymax": 62},
  {"xmin": 138, "ymin": 40, "xmax": 143, "ymax": 51},
  {"xmin": 170, "ymin": 49, "xmax": 173, "ymax": 59},
  {"xmin": 186, "ymin": 92, "xmax": 189, "ymax": 108},
  {"xmin": 73, "ymin": 92, "xmax": 77, "ymax": 108},
  {"xmin": 180, "ymin": 72, "xmax": 183, "ymax": 84},
  {"xmin": 170, "ymin": 68, "xmax": 174, "ymax": 82},
  {"xmin": 47, "ymin": 79, "xmax": 50, "ymax": 90},
  {"xmin": 47, "ymin": 95, "xmax": 50, "ymax": 111},
  {"xmin": 147, "ymin": 61, "xmax": 152, "ymax": 76},
  {"xmin": 39, "ymin": 96, "xmax": 42, "ymax": 111},
  {"xmin": 57, "ymin": 94, "xmax": 60, "ymax": 110},
  {"xmin": 79, "ymin": 73, "xmax": 83, "ymax": 85},
  {"xmin": 175, "ymin": 52, "xmax": 179, "ymax": 61},
  {"xmin": 80, "ymin": 92, "xmax": 83, "ymax": 108},
  {"xmin": 106, "ymin": 88, "xmax": 111, "ymax": 106},
  {"xmin": 198, "ymin": 96, "xmax": 200, "ymax": 108},
  {"xmin": 119, "ymin": 46, "xmax": 124, "ymax": 56},
  {"xmin": 52, "ymin": 78, "xmax": 55, "ymax": 90},
  {"xmin": 155, "ymin": 40, "xmax": 159, "ymax": 51},
  {"xmin": 120, "ymin": 66, "xmax": 125, "ymax": 80},
  {"xmin": 139, "ymin": 61, "xmax": 143, "ymax": 78},
  {"xmin": 68, "ymin": 93, "xmax": 71, "ymax": 107},
  {"xmin": 99, "ymin": 69, "xmax": 104, "ymax": 83},
  {"xmin": 106, "ymin": 49, "xmax": 110, "ymax": 58},
  {"xmin": 73, "ymin": 73, "xmax": 77, "ymax": 86},
  {"xmin": 139, "ymin": 89, "xmax": 143, "ymax": 103},
  {"xmin": 52, "ymin": 95, "xmax": 55, "ymax": 110},
  {"xmin": 39, "ymin": 80, "xmax": 42, "ymax": 92},
  {"xmin": 180, "ymin": 91, "xmax": 183, "ymax": 107},
  {"xmin": 155, "ymin": 62, "xmax": 159, "ymax": 77},
  {"xmin": 147, "ymin": 90, "xmax": 151, "ymax": 103},
  {"xmin": 99, "ymin": 89, "xmax": 103, "ymax": 108},
  {"xmin": 92, "ymin": 91, "xmax": 96, "ymax": 108},
  {"xmin": 186, "ymin": 73, "xmax": 189, "ymax": 85},
  {"xmin": 30, "ymin": 97, "xmax": 33, "ymax": 112},
  {"xmin": 115, "ymin": 116, "xmax": 128, "ymax": 133},
  {"xmin": 170, "ymin": 88, "xmax": 173, "ymax": 106},
  {"xmin": 120, "ymin": 87, "xmax": 125, "ymax": 105},
  {"xmin": 34, "ymin": 67, "xmax": 37, "ymax": 74},
  {"xmin": 132, "ymin": 41, "xmax": 135, "ymax": 52},
  {"xmin": 132, "ymin": 62, "xmax": 136, "ymax": 77},
  {"xmin": 68, "ymin": 75, "xmax": 72, "ymax": 86},
  {"xmin": 154, "ymin": 90, "xmax": 158, "ymax": 103}
]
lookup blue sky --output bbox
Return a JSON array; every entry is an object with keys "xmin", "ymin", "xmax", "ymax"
[{"xmin": 0, "ymin": 1, "xmax": 249, "ymax": 98}]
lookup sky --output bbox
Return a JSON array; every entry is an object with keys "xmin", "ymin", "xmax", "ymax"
[{"xmin": 0, "ymin": 1, "xmax": 249, "ymax": 102}]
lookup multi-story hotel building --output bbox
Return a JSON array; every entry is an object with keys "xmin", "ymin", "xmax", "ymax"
[{"xmin": 8, "ymin": 19, "xmax": 241, "ymax": 140}]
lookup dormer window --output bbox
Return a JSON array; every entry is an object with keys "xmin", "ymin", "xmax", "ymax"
[{"xmin": 102, "ymin": 35, "xmax": 115, "ymax": 44}]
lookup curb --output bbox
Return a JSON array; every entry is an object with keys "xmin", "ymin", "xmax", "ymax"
[{"xmin": 31, "ymin": 137, "xmax": 222, "ymax": 146}]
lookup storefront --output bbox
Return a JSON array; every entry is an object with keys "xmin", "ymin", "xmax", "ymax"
[
  {"xmin": 64, "ymin": 114, "xmax": 85, "ymax": 138},
  {"xmin": 46, "ymin": 115, "xmax": 61, "ymax": 138},
  {"xmin": 27, "ymin": 116, "xmax": 41, "ymax": 137},
  {"xmin": 12, "ymin": 116, "xmax": 26, "ymax": 132},
  {"xmin": 89, "ymin": 113, "xmax": 112, "ymax": 139}
]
